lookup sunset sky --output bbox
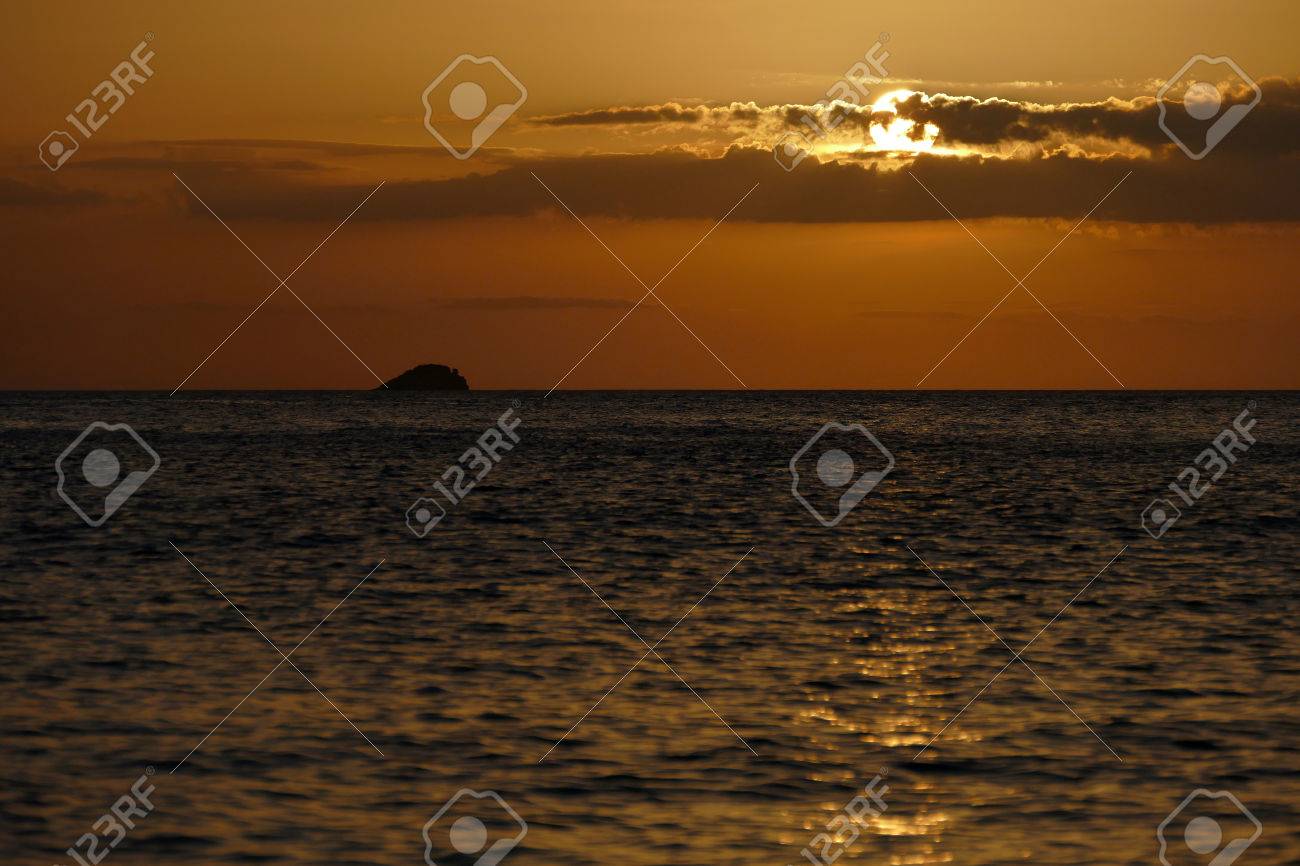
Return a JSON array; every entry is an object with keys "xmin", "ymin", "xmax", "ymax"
[{"xmin": 3, "ymin": 0, "xmax": 1298, "ymax": 389}]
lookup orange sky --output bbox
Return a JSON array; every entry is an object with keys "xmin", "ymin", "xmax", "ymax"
[{"xmin": 2, "ymin": 0, "xmax": 1298, "ymax": 388}]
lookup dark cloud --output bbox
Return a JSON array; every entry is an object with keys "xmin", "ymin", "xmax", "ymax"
[
  {"xmin": 138, "ymin": 138, "xmax": 447, "ymax": 157},
  {"xmin": 12, "ymin": 78, "xmax": 1299, "ymax": 224},
  {"xmin": 0, "ymin": 177, "xmax": 107, "ymax": 206},
  {"xmin": 876, "ymin": 93, "xmax": 1159, "ymax": 146},
  {"xmin": 522, "ymin": 79, "xmax": 1300, "ymax": 157},
  {"xmin": 531, "ymin": 102, "xmax": 762, "ymax": 126},
  {"xmin": 533, "ymin": 104, "xmax": 708, "ymax": 126},
  {"xmin": 165, "ymin": 143, "xmax": 1300, "ymax": 224},
  {"xmin": 78, "ymin": 155, "xmax": 326, "ymax": 172},
  {"xmin": 891, "ymin": 78, "xmax": 1300, "ymax": 155}
]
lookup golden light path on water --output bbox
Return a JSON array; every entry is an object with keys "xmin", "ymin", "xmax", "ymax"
[{"xmin": 3, "ymin": 392, "xmax": 1297, "ymax": 866}]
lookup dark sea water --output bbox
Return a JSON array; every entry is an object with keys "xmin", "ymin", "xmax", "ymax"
[{"xmin": 1, "ymin": 391, "xmax": 1297, "ymax": 866}]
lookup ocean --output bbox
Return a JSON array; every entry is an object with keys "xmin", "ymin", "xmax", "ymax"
[{"xmin": 2, "ymin": 391, "xmax": 1296, "ymax": 865}]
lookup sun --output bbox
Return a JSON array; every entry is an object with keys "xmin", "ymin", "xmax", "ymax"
[
  {"xmin": 870, "ymin": 88, "xmax": 917, "ymax": 113},
  {"xmin": 866, "ymin": 89, "xmax": 939, "ymax": 153}
]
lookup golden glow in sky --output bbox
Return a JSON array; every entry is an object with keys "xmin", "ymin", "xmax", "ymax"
[{"xmin": 1, "ymin": 0, "xmax": 1298, "ymax": 389}]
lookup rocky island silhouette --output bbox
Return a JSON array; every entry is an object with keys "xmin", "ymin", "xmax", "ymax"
[{"xmin": 378, "ymin": 364, "xmax": 469, "ymax": 390}]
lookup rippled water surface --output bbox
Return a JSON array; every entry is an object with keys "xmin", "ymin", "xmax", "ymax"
[{"xmin": 2, "ymin": 391, "xmax": 1297, "ymax": 865}]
